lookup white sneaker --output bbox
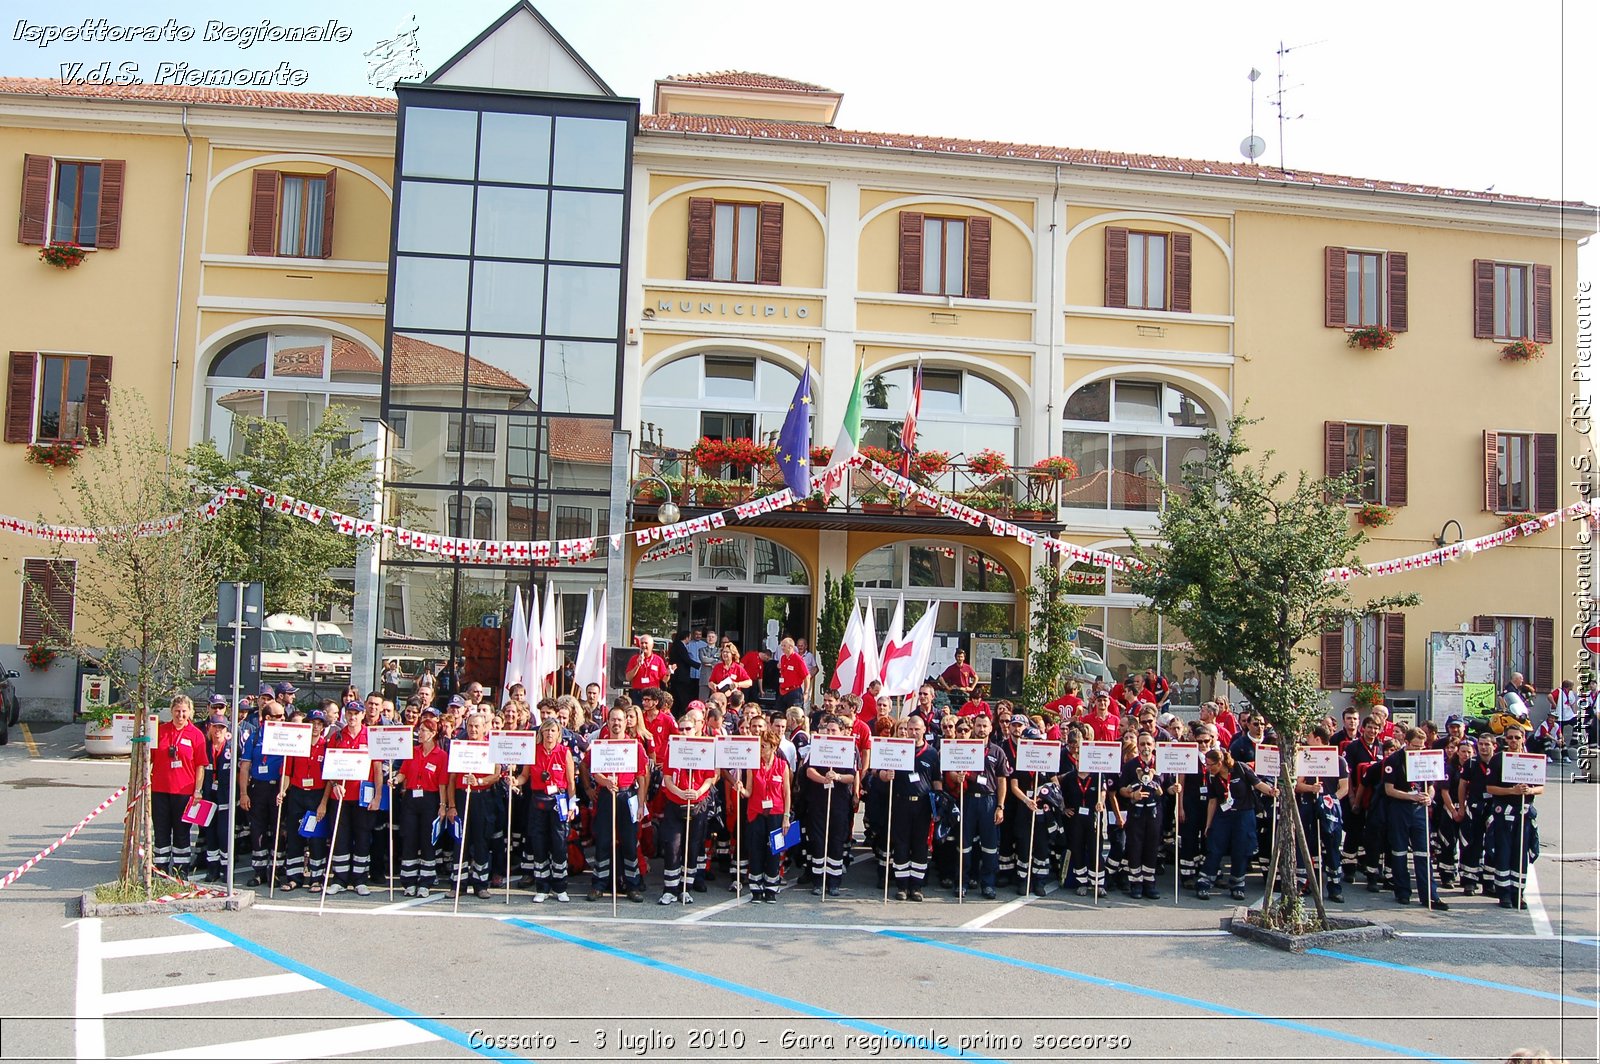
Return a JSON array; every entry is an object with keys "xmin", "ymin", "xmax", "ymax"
[
  {"xmin": 403, "ymin": 885, "xmax": 417, "ymax": 897},
  {"xmin": 682, "ymin": 892, "xmax": 695, "ymax": 905},
  {"xmin": 324, "ymin": 883, "xmax": 343, "ymax": 896},
  {"xmin": 354, "ymin": 884, "xmax": 371, "ymax": 897},
  {"xmin": 533, "ymin": 892, "xmax": 548, "ymax": 903},
  {"xmin": 417, "ymin": 886, "xmax": 430, "ymax": 899},
  {"xmin": 554, "ymin": 891, "xmax": 570, "ymax": 903},
  {"xmin": 659, "ymin": 891, "xmax": 677, "ymax": 905}
]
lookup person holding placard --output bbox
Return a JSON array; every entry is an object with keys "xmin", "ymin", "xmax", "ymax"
[
  {"xmin": 952, "ymin": 713, "xmax": 1010, "ymax": 900},
  {"xmin": 658, "ymin": 708, "xmax": 717, "ymax": 904},
  {"xmin": 1381, "ymin": 728, "xmax": 1449, "ymax": 910},
  {"xmin": 1457, "ymin": 733, "xmax": 1497, "ymax": 896},
  {"xmin": 323, "ymin": 708, "xmax": 380, "ymax": 897},
  {"xmin": 586, "ymin": 708, "xmax": 648, "ymax": 903},
  {"xmin": 885, "ymin": 718, "xmax": 940, "ymax": 901},
  {"xmin": 1176, "ymin": 723, "xmax": 1216, "ymax": 888},
  {"xmin": 1196, "ymin": 748, "xmax": 1275, "ymax": 901},
  {"xmin": 237, "ymin": 699, "xmax": 288, "ymax": 887},
  {"xmin": 1431, "ymin": 736, "xmax": 1467, "ymax": 889},
  {"xmin": 1118, "ymin": 731, "xmax": 1174, "ymax": 900},
  {"xmin": 738, "ymin": 729, "xmax": 790, "ymax": 903},
  {"xmin": 804, "ymin": 717, "xmax": 859, "ymax": 897},
  {"xmin": 445, "ymin": 713, "xmax": 500, "ymax": 900},
  {"xmin": 394, "ymin": 712, "xmax": 448, "ymax": 897},
  {"xmin": 1485, "ymin": 725, "xmax": 1543, "ymax": 909},
  {"xmin": 194, "ymin": 713, "xmax": 234, "ymax": 882},
  {"xmin": 1007, "ymin": 728, "xmax": 1059, "ymax": 897},
  {"xmin": 1293, "ymin": 726, "xmax": 1348, "ymax": 903},
  {"xmin": 519, "ymin": 717, "xmax": 575, "ymax": 903},
  {"xmin": 277, "ymin": 709, "xmax": 330, "ymax": 891},
  {"xmin": 1061, "ymin": 731, "xmax": 1111, "ymax": 898}
]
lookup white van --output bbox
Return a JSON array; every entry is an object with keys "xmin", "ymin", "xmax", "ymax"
[
  {"xmin": 312, "ymin": 620, "xmax": 353, "ymax": 680},
  {"xmin": 263, "ymin": 614, "xmax": 319, "ymax": 678}
]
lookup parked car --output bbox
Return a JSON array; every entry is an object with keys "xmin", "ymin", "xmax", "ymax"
[
  {"xmin": 1071, "ymin": 646, "xmax": 1115, "ymax": 686},
  {"xmin": 0, "ymin": 662, "xmax": 17, "ymax": 745}
]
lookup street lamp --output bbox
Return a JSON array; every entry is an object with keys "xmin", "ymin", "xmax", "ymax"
[
  {"xmin": 635, "ymin": 474, "xmax": 680, "ymax": 525},
  {"xmin": 1433, "ymin": 519, "xmax": 1464, "ymax": 549}
]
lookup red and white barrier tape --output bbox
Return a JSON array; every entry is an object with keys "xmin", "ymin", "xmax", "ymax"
[{"xmin": 0, "ymin": 785, "xmax": 127, "ymax": 890}]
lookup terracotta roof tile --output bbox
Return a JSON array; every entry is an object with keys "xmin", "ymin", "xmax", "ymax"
[
  {"xmin": 549, "ymin": 418, "xmax": 613, "ymax": 464},
  {"xmin": 638, "ymin": 114, "xmax": 1591, "ymax": 210},
  {"xmin": 0, "ymin": 76, "xmax": 396, "ymax": 114},
  {"xmin": 663, "ymin": 71, "xmax": 835, "ymax": 94},
  {"xmin": 390, "ymin": 334, "xmax": 529, "ymax": 392}
]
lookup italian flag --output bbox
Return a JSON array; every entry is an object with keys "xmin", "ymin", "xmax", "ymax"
[{"xmin": 825, "ymin": 358, "xmax": 865, "ymax": 473}]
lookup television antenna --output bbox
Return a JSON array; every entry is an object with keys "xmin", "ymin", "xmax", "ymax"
[
  {"xmin": 1240, "ymin": 67, "xmax": 1265, "ymax": 162},
  {"xmin": 1272, "ymin": 38, "xmax": 1323, "ymax": 170}
]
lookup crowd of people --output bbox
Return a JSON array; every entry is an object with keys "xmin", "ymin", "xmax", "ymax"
[{"xmin": 141, "ymin": 663, "xmax": 1583, "ymax": 915}]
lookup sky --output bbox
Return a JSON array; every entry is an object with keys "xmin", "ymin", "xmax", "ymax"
[{"xmin": 3, "ymin": 0, "xmax": 1595, "ymax": 280}]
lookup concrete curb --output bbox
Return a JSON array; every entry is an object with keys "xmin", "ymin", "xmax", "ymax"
[
  {"xmin": 1223, "ymin": 905, "xmax": 1395, "ymax": 953},
  {"xmin": 80, "ymin": 888, "xmax": 255, "ymax": 918}
]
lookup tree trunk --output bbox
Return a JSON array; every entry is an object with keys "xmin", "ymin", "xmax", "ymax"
[{"xmin": 1290, "ymin": 782, "xmax": 1329, "ymax": 926}]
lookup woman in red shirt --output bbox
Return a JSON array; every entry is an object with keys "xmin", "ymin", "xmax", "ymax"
[
  {"xmin": 708, "ymin": 643, "xmax": 753, "ymax": 696},
  {"xmin": 395, "ymin": 711, "xmax": 449, "ymax": 897},
  {"xmin": 521, "ymin": 717, "xmax": 576, "ymax": 902},
  {"xmin": 776, "ymin": 637, "xmax": 810, "ymax": 712},
  {"xmin": 151, "ymin": 695, "xmax": 206, "ymax": 877},
  {"xmin": 738, "ymin": 729, "xmax": 791, "ymax": 903}
]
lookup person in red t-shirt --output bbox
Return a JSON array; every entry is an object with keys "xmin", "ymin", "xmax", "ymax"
[
  {"xmin": 741, "ymin": 648, "xmax": 767, "ymax": 702},
  {"xmin": 1085, "ymin": 692, "xmax": 1120, "ymax": 743},
  {"xmin": 276, "ymin": 708, "xmax": 331, "ymax": 890},
  {"xmin": 708, "ymin": 642, "xmax": 753, "ymax": 697},
  {"xmin": 776, "ymin": 637, "xmax": 810, "ymax": 712},
  {"xmin": 640, "ymin": 690, "xmax": 678, "ymax": 762},
  {"xmin": 657, "ymin": 704, "xmax": 717, "ymax": 904},
  {"xmin": 625, "ymin": 636, "xmax": 670, "ymax": 700},
  {"xmin": 1044, "ymin": 681, "xmax": 1085, "ymax": 720},
  {"xmin": 939, "ymin": 649, "xmax": 978, "ymax": 708},
  {"xmin": 1199, "ymin": 701, "xmax": 1235, "ymax": 750},
  {"xmin": 587, "ymin": 707, "xmax": 649, "ymax": 901},
  {"xmin": 859, "ymin": 680, "xmax": 882, "ymax": 724},
  {"xmin": 151, "ymin": 695, "xmax": 206, "ymax": 876},
  {"xmin": 324, "ymin": 709, "xmax": 381, "ymax": 896},
  {"xmin": 396, "ymin": 711, "xmax": 450, "ymax": 896}
]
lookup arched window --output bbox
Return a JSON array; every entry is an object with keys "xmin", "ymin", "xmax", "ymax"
[
  {"xmin": 634, "ymin": 532, "xmax": 808, "ymax": 589},
  {"xmin": 204, "ymin": 330, "xmax": 382, "ymax": 458},
  {"xmin": 1060, "ymin": 378, "xmax": 1213, "ymax": 512},
  {"xmin": 639, "ymin": 353, "xmax": 804, "ymax": 452},
  {"xmin": 446, "ymin": 480, "xmax": 495, "ymax": 540},
  {"xmin": 860, "ymin": 365, "xmax": 1018, "ymax": 461},
  {"xmin": 853, "ymin": 541, "xmax": 1016, "ymax": 632}
]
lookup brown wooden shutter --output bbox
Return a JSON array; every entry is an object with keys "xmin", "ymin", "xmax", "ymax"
[
  {"xmin": 20, "ymin": 558, "xmax": 74, "ymax": 646},
  {"xmin": 5, "ymin": 352, "xmax": 37, "ymax": 444},
  {"xmin": 1482, "ymin": 430, "xmax": 1499, "ymax": 511},
  {"xmin": 248, "ymin": 170, "xmax": 279, "ymax": 256},
  {"xmin": 1532, "ymin": 264, "xmax": 1553, "ymax": 344},
  {"xmin": 1472, "ymin": 259, "xmax": 1496, "ymax": 338},
  {"xmin": 1386, "ymin": 251, "xmax": 1407, "ymax": 332},
  {"xmin": 1323, "ymin": 246, "xmax": 1347, "ymax": 328},
  {"xmin": 684, "ymin": 197, "xmax": 713, "ymax": 281},
  {"xmin": 319, "ymin": 168, "xmax": 336, "ymax": 259},
  {"xmin": 897, "ymin": 211, "xmax": 924, "ymax": 295},
  {"xmin": 1532, "ymin": 432, "xmax": 1557, "ymax": 512},
  {"xmin": 1471, "ymin": 616, "xmax": 1495, "ymax": 635},
  {"xmin": 1320, "ymin": 629, "xmax": 1344, "ymax": 689},
  {"xmin": 1323, "ymin": 421, "xmax": 1347, "ymax": 478},
  {"xmin": 1383, "ymin": 612, "xmax": 1406, "ymax": 690},
  {"xmin": 756, "ymin": 201, "xmax": 784, "ymax": 285},
  {"xmin": 18, "ymin": 154, "xmax": 52, "ymax": 245},
  {"xmin": 1531, "ymin": 617, "xmax": 1554, "ymax": 691},
  {"xmin": 1104, "ymin": 227, "xmax": 1129, "ymax": 308},
  {"xmin": 84, "ymin": 355, "xmax": 112, "ymax": 444},
  {"xmin": 95, "ymin": 159, "xmax": 126, "ymax": 250},
  {"xmin": 966, "ymin": 215, "xmax": 991, "ymax": 299},
  {"xmin": 1385, "ymin": 423, "xmax": 1408, "ymax": 507},
  {"xmin": 1169, "ymin": 232, "xmax": 1192, "ymax": 313}
]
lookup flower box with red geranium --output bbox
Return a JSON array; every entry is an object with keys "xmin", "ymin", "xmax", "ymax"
[
  {"xmin": 1014, "ymin": 505, "xmax": 1052, "ymax": 521},
  {"xmin": 1029, "ymin": 456, "xmax": 1080, "ymax": 482},
  {"xmin": 859, "ymin": 444, "xmax": 899, "ymax": 469},
  {"xmin": 24, "ymin": 643, "xmax": 58, "ymax": 670},
  {"xmin": 1351, "ymin": 682, "xmax": 1383, "ymax": 709},
  {"xmin": 689, "ymin": 436, "xmax": 774, "ymax": 471},
  {"xmin": 911, "ymin": 450, "xmax": 951, "ymax": 481},
  {"xmin": 1346, "ymin": 325, "xmax": 1395, "ymax": 351},
  {"xmin": 39, "ymin": 241, "xmax": 87, "ymax": 269},
  {"xmin": 26, "ymin": 440, "xmax": 82, "ymax": 468},
  {"xmin": 808, "ymin": 445, "xmax": 833, "ymax": 467},
  {"xmin": 1499, "ymin": 340, "xmax": 1543, "ymax": 363},
  {"xmin": 967, "ymin": 449, "xmax": 1009, "ymax": 477},
  {"xmin": 1353, "ymin": 502, "xmax": 1393, "ymax": 528},
  {"xmin": 1501, "ymin": 511, "xmax": 1539, "ymax": 529}
]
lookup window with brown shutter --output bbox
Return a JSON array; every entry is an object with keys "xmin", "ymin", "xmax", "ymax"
[
  {"xmin": 1323, "ymin": 421, "xmax": 1347, "ymax": 478},
  {"xmin": 248, "ymin": 170, "xmax": 278, "ymax": 256},
  {"xmin": 686, "ymin": 198, "xmax": 781, "ymax": 285},
  {"xmin": 1330, "ymin": 422, "xmax": 1404, "ymax": 505},
  {"xmin": 17, "ymin": 154, "xmax": 51, "ymax": 245},
  {"xmin": 1531, "ymin": 617, "xmax": 1554, "ymax": 691},
  {"xmin": 1478, "ymin": 616, "xmax": 1554, "ymax": 691},
  {"xmin": 684, "ymin": 197, "xmax": 713, "ymax": 281},
  {"xmin": 1532, "ymin": 432, "xmax": 1557, "ymax": 512},
  {"xmin": 966, "ymin": 216, "xmax": 991, "ymax": 300},
  {"xmin": 1481, "ymin": 430, "xmax": 1499, "ymax": 511},
  {"xmin": 1487, "ymin": 430, "xmax": 1546, "ymax": 514},
  {"xmin": 756, "ymin": 201, "xmax": 783, "ymax": 286},
  {"xmin": 5, "ymin": 352, "xmax": 37, "ymax": 444},
  {"xmin": 16, "ymin": 156, "xmax": 125, "ymax": 248},
  {"xmin": 1471, "ymin": 616, "xmax": 1495, "ymax": 636},
  {"xmin": 84, "ymin": 355, "xmax": 112, "ymax": 444},
  {"xmin": 1385, "ymin": 424, "xmax": 1408, "ymax": 506},
  {"xmin": 19, "ymin": 558, "xmax": 75, "ymax": 647},
  {"xmin": 1323, "ymin": 246, "xmax": 1347, "ymax": 327},
  {"xmin": 1383, "ymin": 612, "xmax": 1406, "ymax": 690},
  {"xmin": 1386, "ymin": 252, "xmax": 1408, "ymax": 332},
  {"xmin": 1473, "ymin": 259, "xmax": 1549, "ymax": 340},
  {"xmin": 897, "ymin": 211, "xmax": 924, "ymax": 295},
  {"xmin": 1320, "ymin": 628, "xmax": 1344, "ymax": 689},
  {"xmin": 247, "ymin": 168, "xmax": 335, "ymax": 258},
  {"xmin": 1104, "ymin": 227, "xmax": 1128, "ymax": 308},
  {"xmin": 1169, "ymin": 232, "xmax": 1192, "ymax": 313},
  {"xmin": 1472, "ymin": 259, "xmax": 1496, "ymax": 338},
  {"xmin": 1532, "ymin": 264, "xmax": 1553, "ymax": 344}
]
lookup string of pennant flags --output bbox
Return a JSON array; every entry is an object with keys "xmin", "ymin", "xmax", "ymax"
[{"xmin": 0, "ymin": 466, "xmax": 1593, "ymax": 583}]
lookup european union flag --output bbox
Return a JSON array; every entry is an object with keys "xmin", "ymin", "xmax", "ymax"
[{"xmin": 775, "ymin": 365, "xmax": 813, "ymax": 497}]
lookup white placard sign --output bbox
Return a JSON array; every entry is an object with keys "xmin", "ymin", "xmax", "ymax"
[
  {"xmin": 1500, "ymin": 751, "xmax": 1547, "ymax": 786},
  {"xmin": 940, "ymin": 738, "xmax": 985, "ymax": 772},
  {"xmin": 262, "ymin": 720, "xmax": 312, "ymax": 757},
  {"xmin": 716, "ymin": 735, "xmax": 761, "ymax": 770},
  {"xmin": 1015, "ymin": 739, "xmax": 1062, "ymax": 774},
  {"xmin": 1405, "ymin": 748, "xmax": 1448, "ymax": 783},
  {"xmin": 809, "ymin": 735, "xmax": 859, "ymax": 770},
  {"xmin": 870, "ymin": 736, "xmax": 915, "ymax": 771},
  {"xmin": 368, "ymin": 725, "xmax": 413, "ymax": 760},
  {"xmin": 668, "ymin": 735, "xmax": 717, "ymax": 771},
  {"xmin": 489, "ymin": 730, "xmax": 538, "ymax": 765},
  {"xmin": 1254, "ymin": 744, "xmax": 1280, "ymax": 778},
  {"xmin": 111, "ymin": 714, "xmax": 135, "ymax": 746},
  {"xmin": 588, "ymin": 738, "xmax": 638, "ymax": 775},
  {"xmin": 1156, "ymin": 742, "xmax": 1199, "ymax": 776},
  {"xmin": 1079, "ymin": 741, "xmax": 1122, "ymax": 775},
  {"xmin": 323, "ymin": 749, "xmax": 372, "ymax": 781},
  {"xmin": 447, "ymin": 739, "xmax": 494, "ymax": 774},
  {"xmin": 1296, "ymin": 746, "xmax": 1340, "ymax": 778}
]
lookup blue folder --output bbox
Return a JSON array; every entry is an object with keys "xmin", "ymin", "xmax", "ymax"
[{"xmin": 768, "ymin": 820, "xmax": 801, "ymax": 854}]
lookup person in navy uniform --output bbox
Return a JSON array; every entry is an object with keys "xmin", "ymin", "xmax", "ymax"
[
  {"xmin": 805, "ymin": 716, "xmax": 859, "ymax": 897},
  {"xmin": 1456, "ymin": 733, "xmax": 1497, "ymax": 895},
  {"xmin": 195, "ymin": 712, "xmax": 233, "ymax": 881},
  {"xmin": 1485, "ymin": 724, "xmax": 1543, "ymax": 909},
  {"xmin": 1008, "ymin": 726, "xmax": 1058, "ymax": 897},
  {"xmin": 1342, "ymin": 715, "xmax": 1384, "ymax": 892},
  {"xmin": 951, "ymin": 713, "xmax": 1010, "ymax": 900},
  {"xmin": 1196, "ymin": 748, "xmax": 1276, "ymax": 901},
  {"xmin": 1118, "ymin": 730, "xmax": 1175, "ymax": 899},
  {"xmin": 1293, "ymin": 725, "xmax": 1348, "ymax": 903},
  {"xmin": 886, "ymin": 717, "xmax": 940, "ymax": 901},
  {"xmin": 995, "ymin": 715, "xmax": 1027, "ymax": 887},
  {"xmin": 519, "ymin": 716, "xmax": 575, "ymax": 903},
  {"xmin": 1381, "ymin": 727, "xmax": 1450, "ymax": 910},
  {"xmin": 1433, "ymin": 735, "xmax": 1470, "ymax": 889},
  {"xmin": 1176, "ymin": 722, "xmax": 1216, "ymax": 888},
  {"xmin": 236, "ymin": 698, "xmax": 286, "ymax": 887}
]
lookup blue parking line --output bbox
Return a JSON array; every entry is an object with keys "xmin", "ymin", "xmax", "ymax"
[
  {"xmin": 503, "ymin": 918, "xmax": 1007, "ymax": 1064},
  {"xmin": 1307, "ymin": 947, "xmax": 1598, "ymax": 1008},
  {"xmin": 879, "ymin": 929, "xmax": 1473, "ymax": 1064},
  {"xmin": 175, "ymin": 914, "xmax": 538, "ymax": 1063}
]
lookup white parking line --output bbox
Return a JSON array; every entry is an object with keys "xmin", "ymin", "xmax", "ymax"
[
  {"xmin": 99, "ymin": 932, "xmax": 230, "ymax": 959},
  {"xmin": 1525, "ymin": 865, "xmax": 1555, "ymax": 938},
  {"xmin": 99, "ymin": 973, "xmax": 320, "ymax": 1014},
  {"xmin": 675, "ymin": 893, "xmax": 750, "ymax": 923},
  {"xmin": 115, "ymin": 1019, "xmax": 440, "ymax": 1062},
  {"xmin": 960, "ymin": 893, "xmax": 1037, "ymax": 929},
  {"xmin": 76, "ymin": 918, "xmax": 106, "ymax": 1063},
  {"xmin": 371, "ymin": 892, "xmax": 445, "ymax": 914}
]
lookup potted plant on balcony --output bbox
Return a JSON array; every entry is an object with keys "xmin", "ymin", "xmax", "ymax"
[
  {"xmin": 968, "ymin": 448, "xmax": 1010, "ymax": 477},
  {"xmin": 39, "ymin": 241, "xmax": 87, "ymax": 269},
  {"xmin": 26, "ymin": 440, "xmax": 83, "ymax": 468},
  {"xmin": 808, "ymin": 444, "xmax": 833, "ymax": 468},
  {"xmin": 1028, "ymin": 456, "xmax": 1080, "ymax": 482},
  {"xmin": 1500, "ymin": 340, "xmax": 1543, "ymax": 363},
  {"xmin": 860, "ymin": 444, "xmax": 899, "ymax": 471},
  {"xmin": 1351, "ymin": 682, "xmax": 1384, "ymax": 710},
  {"xmin": 1501, "ymin": 511, "xmax": 1539, "ymax": 529},
  {"xmin": 955, "ymin": 490, "xmax": 1009, "ymax": 516},
  {"xmin": 911, "ymin": 450, "xmax": 952, "ymax": 484},
  {"xmin": 798, "ymin": 488, "xmax": 835, "ymax": 512},
  {"xmin": 1346, "ymin": 325, "xmax": 1395, "ymax": 351},
  {"xmin": 1353, "ymin": 502, "xmax": 1393, "ymax": 528},
  {"xmin": 858, "ymin": 487, "xmax": 897, "ymax": 515},
  {"xmin": 632, "ymin": 479, "xmax": 669, "ymax": 505},
  {"xmin": 1014, "ymin": 501, "xmax": 1053, "ymax": 521}
]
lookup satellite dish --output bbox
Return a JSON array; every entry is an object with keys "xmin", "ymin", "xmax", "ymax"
[{"xmin": 1240, "ymin": 135, "xmax": 1266, "ymax": 161}]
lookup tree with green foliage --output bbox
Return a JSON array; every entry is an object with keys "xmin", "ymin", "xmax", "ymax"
[
  {"xmin": 1020, "ymin": 562, "xmax": 1085, "ymax": 712},
  {"xmin": 1126, "ymin": 416, "xmax": 1417, "ymax": 930},
  {"xmin": 817, "ymin": 568, "xmax": 856, "ymax": 693},
  {"xmin": 188, "ymin": 406, "xmax": 376, "ymax": 619}
]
